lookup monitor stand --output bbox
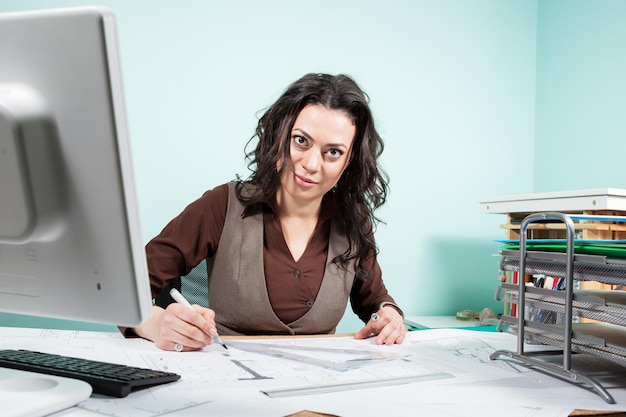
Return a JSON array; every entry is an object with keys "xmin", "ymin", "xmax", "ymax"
[{"xmin": 0, "ymin": 367, "xmax": 92, "ymax": 417}]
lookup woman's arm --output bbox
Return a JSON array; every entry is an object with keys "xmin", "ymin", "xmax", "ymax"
[
  {"xmin": 350, "ymin": 256, "xmax": 407, "ymax": 345},
  {"xmin": 128, "ymin": 184, "xmax": 230, "ymax": 348}
]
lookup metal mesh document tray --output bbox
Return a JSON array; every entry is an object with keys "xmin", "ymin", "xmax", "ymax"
[{"xmin": 499, "ymin": 249, "xmax": 626, "ymax": 286}]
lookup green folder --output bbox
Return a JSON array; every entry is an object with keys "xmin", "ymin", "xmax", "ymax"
[{"xmin": 498, "ymin": 240, "xmax": 626, "ymax": 258}]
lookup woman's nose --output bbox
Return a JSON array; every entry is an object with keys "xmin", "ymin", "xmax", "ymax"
[{"xmin": 302, "ymin": 150, "xmax": 321, "ymax": 171}]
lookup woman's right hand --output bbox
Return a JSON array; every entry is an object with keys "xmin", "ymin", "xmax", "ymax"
[{"xmin": 134, "ymin": 304, "xmax": 219, "ymax": 352}]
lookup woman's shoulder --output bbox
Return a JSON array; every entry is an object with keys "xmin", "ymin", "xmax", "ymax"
[
  {"xmin": 198, "ymin": 181, "xmax": 260, "ymax": 211},
  {"xmin": 199, "ymin": 182, "xmax": 230, "ymax": 201},
  {"xmin": 187, "ymin": 183, "xmax": 231, "ymax": 216}
]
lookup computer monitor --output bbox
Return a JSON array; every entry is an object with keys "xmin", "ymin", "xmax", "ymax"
[
  {"xmin": 0, "ymin": 6, "xmax": 152, "ymax": 415},
  {"xmin": 0, "ymin": 6, "xmax": 151, "ymax": 326}
]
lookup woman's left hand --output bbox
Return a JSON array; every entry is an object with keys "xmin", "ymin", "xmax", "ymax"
[{"xmin": 354, "ymin": 306, "xmax": 407, "ymax": 345}]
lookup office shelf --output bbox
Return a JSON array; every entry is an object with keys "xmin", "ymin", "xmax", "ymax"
[
  {"xmin": 480, "ymin": 188, "xmax": 626, "ymax": 241},
  {"xmin": 490, "ymin": 212, "xmax": 626, "ymax": 404}
]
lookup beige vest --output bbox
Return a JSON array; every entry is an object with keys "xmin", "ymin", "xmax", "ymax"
[{"xmin": 208, "ymin": 182, "xmax": 355, "ymax": 336}]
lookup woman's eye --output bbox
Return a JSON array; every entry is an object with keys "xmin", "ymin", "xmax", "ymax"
[
  {"xmin": 327, "ymin": 149, "xmax": 343, "ymax": 159},
  {"xmin": 293, "ymin": 135, "xmax": 307, "ymax": 146}
]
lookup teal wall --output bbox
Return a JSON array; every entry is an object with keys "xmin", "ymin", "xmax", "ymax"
[
  {"xmin": 534, "ymin": 0, "xmax": 626, "ymax": 193},
  {"xmin": 0, "ymin": 0, "xmax": 540, "ymax": 333}
]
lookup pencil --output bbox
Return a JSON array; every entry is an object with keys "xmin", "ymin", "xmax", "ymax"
[{"xmin": 169, "ymin": 288, "xmax": 228, "ymax": 349}]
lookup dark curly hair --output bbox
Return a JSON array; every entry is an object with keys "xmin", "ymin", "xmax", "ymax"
[{"xmin": 236, "ymin": 73, "xmax": 389, "ymax": 282}]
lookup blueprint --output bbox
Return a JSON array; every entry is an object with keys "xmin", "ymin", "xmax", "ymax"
[{"xmin": 2, "ymin": 327, "xmax": 626, "ymax": 417}]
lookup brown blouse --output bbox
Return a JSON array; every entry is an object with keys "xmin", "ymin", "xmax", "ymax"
[{"xmin": 145, "ymin": 183, "xmax": 401, "ymax": 324}]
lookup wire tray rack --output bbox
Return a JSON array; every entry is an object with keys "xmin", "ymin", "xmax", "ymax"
[
  {"xmin": 496, "ymin": 283, "xmax": 626, "ymax": 327},
  {"xmin": 500, "ymin": 250, "xmax": 626, "ymax": 286},
  {"xmin": 498, "ymin": 318, "xmax": 626, "ymax": 368}
]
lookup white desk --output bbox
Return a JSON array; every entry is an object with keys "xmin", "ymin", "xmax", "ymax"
[
  {"xmin": 404, "ymin": 315, "xmax": 491, "ymax": 329},
  {"xmin": 1, "ymin": 327, "xmax": 624, "ymax": 416}
]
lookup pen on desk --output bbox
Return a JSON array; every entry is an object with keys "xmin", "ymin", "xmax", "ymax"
[{"xmin": 169, "ymin": 288, "xmax": 228, "ymax": 349}]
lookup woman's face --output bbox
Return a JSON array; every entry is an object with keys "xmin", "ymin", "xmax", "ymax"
[{"xmin": 278, "ymin": 104, "xmax": 355, "ymax": 207}]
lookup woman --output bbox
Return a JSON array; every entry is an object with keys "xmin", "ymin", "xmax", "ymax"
[{"xmin": 133, "ymin": 73, "xmax": 406, "ymax": 351}]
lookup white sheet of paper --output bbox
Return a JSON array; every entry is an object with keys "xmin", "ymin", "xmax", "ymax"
[{"xmin": 2, "ymin": 327, "xmax": 625, "ymax": 416}]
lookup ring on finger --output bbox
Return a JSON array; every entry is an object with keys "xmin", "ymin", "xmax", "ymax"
[{"xmin": 174, "ymin": 343, "xmax": 183, "ymax": 352}]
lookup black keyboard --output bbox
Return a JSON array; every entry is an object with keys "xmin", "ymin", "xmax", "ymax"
[{"xmin": 0, "ymin": 349, "xmax": 181, "ymax": 398}]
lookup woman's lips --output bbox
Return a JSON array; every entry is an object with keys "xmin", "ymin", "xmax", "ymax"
[{"xmin": 294, "ymin": 173, "xmax": 316, "ymax": 188}]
